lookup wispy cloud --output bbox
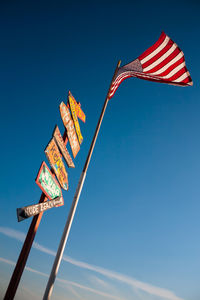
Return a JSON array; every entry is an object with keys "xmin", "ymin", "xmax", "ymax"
[
  {"xmin": 0, "ymin": 256, "xmax": 122, "ymax": 300},
  {"xmin": 0, "ymin": 227, "xmax": 26, "ymax": 242},
  {"xmin": 33, "ymin": 242, "xmax": 56, "ymax": 256},
  {"xmin": 88, "ymin": 274, "xmax": 112, "ymax": 289},
  {"xmin": 58, "ymin": 277, "xmax": 123, "ymax": 300},
  {"xmin": 59, "ymin": 283, "xmax": 82, "ymax": 300},
  {"xmin": 88, "ymin": 275, "xmax": 120, "ymax": 299},
  {"xmin": 0, "ymin": 226, "xmax": 184, "ymax": 300},
  {"xmin": 62, "ymin": 255, "xmax": 183, "ymax": 300}
]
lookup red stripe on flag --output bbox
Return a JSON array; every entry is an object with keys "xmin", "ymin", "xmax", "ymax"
[
  {"xmin": 152, "ymin": 56, "xmax": 185, "ymax": 77},
  {"xmin": 143, "ymin": 47, "xmax": 181, "ymax": 74},
  {"xmin": 182, "ymin": 76, "xmax": 192, "ymax": 84},
  {"xmin": 138, "ymin": 32, "xmax": 166, "ymax": 61},
  {"xmin": 142, "ymin": 39, "xmax": 174, "ymax": 69},
  {"xmin": 165, "ymin": 67, "xmax": 187, "ymax": 82}
]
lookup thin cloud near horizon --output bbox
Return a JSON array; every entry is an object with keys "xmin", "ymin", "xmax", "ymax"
[
  {"xmin": 0, "ymin": 226, "xmax": 184, "ymax": 300},
  {"xmin": 0, "ymin": 257, "xmax": 123, "ymax": 300}
]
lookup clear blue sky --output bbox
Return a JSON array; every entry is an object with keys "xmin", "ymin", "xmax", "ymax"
[{"xmin": 0, "ymin": 1, "xmax": 200, "ymax": 300}]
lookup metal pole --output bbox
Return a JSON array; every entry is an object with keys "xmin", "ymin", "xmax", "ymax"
[{"xmin": 43, "ymin": 60, "xmax": 121, "ymax": 300}]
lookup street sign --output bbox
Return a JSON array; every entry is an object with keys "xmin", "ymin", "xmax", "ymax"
[
  {"xmin": 45, "ymin": 138, "xmax": 68, "ymax": 190},
  {"xmin": 53, "ymin": 126, "xmax": 75, "ymax": 168},
  {"xmin": 35, "ymin": 161, "xmax": 63, "ymax": 199},
  {"xmin": 60, "ymin": 102, "xmax": 80, "ymax": 158},
  {"xmin": 68, "ymin": 92, "xmax": 83, "ymax": 145},
  {"xmin": 17, "ymin": 197, "xmax": 64, "ymax": 222}
]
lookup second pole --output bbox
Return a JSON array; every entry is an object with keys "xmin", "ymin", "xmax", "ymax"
[{"xmin": 43, "ymin": 60, "xmax": 121, "ymax": 300}]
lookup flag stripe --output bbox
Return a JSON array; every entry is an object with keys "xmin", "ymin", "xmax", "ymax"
[
  {"xmin": 140, "ymin": 35, "xmax": 170, "ymax": 64},
  {"xmin": 112, "ymin": 69, "xmax": 191, "ymax": 88},
  {"xmin": 139, "ymin": 32, "xmax": 166, "ymax": 61},
  {"xmin": 165, "ymin": 67, "xmax": 186, "ymax": 81},
  {"xmin": 109, "ymin": 68, "xmax": 191, "ymax": 99},
  {"xmin": 143, "ymin": 48, "xmax": 183, "ymax": 73},
  {"xmin": 142, "ymin": 39, "xmax": 174, "ymax": 69},
  {"xmin": 148, "ymin": 54, "xmax": 184, "ymax": 76},
  {"xmin": 182, "ymin": 76, "xmax": 192, "ymax": 84},
  {"xmin": 161, "ymin": 62, "xmax": 186, "ymax": 79},
  {"xmin": 173, "ymin": 71, "xmax": 190, "ymax": 82},
  {"xmin": 143, "ymin": 43, "xmax": 178, "ymax": 72}
]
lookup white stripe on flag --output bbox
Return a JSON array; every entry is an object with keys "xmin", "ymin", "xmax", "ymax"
[
  {"xmin": 140, "ymin": 36, "xmax": 170, "ymax": 64},
  {"xmin": 173, "ymin": 72, "xmax": 189, "ymax": 83},
  {"xmin": 148, "ymin": 52, "xmax": 184, "ymax": 75},
  {"xmin": 143, "ymin": 44, "xmax": 178, "ymax": 72},
  {"xmin": 162, "ymin": 62, "xmax": 186, "ymax": 79}
]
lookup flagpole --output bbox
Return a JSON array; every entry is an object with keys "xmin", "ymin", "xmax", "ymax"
[{"xmin": 43, "ymin": 60, "xmax": 121, "ymax": 300}]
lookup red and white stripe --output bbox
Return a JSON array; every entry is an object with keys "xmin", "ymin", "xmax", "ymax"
[{"xmin": 109, "ymin": 32, "xmax": 192, "ymax": 99}]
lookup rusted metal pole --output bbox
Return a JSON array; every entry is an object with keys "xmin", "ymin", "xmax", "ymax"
[
  {"xmin": 4, "ymin": 131, "xmax": 68, "ymax": 300},
  {"xmin": 43, "ymin": 60, "xmax": 121, "ymax": 300},
  {"xmin": 4, "ymin": 194, "xmax": 46, "ymax": 300}
]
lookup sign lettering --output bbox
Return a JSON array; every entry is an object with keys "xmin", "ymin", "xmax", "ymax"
[
  {"xmin": 35, "ymin": 161, "xmax": 62, "ymax": 200},
  {"xmin": 68, "ymin": 92, "xmax": 83, "ymax": 145},
  {"xmin": 53, "ymin": 126, "xmax": 75, "ymax": 168},
  {"xmin": 60, "ymin": 102, "xmax": 80, "ymax": 158},
  {"xmin": 17, "ymin": 197, "xmax": 64, "ymax": 222},
  {"xmin": 45, "ymin": 138, "xmax": 68, "ymax": 190}
]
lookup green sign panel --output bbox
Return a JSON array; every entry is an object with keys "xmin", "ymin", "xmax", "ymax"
[{"xmin": 35, "ymin": 161, "xmax": 62, "ymax": 200}]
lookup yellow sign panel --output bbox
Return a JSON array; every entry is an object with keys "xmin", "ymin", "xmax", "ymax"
[
  {"xmin": 60, "ymin": 102, "xmax": 80, "ymax": 158},
  {"xmin": 45, "ymin": 138, "xmax": 68, "ymax": 190},
  {"xmin": 68, "ymin": 92, "xmax": 83, "ymax": 145}
]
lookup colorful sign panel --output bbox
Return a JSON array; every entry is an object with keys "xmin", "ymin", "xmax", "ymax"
[
  {"xmin": 68, "ymin": 91, "xmax": 86, "ymax": 123},
  {"xmin": 68, "ymin": 92, "xmax": 83, "ymax": 145},
  {"xmin": 53, "ymin": 126, "xmax": 75, "ymax": 168},
  {"xmin": 75, "ymin": 102, "xmax": 86, "ymax": 123},
  {"xmin": 45, "ymin": 138, "xmax": 68, "ymax": 190},
  {"xmin": 60, "ymin": 102, "xmax": 80, "ymax": 158},
  {"xmin": 17, "ymin": 196, "xmax": 64, "ymax": 222},
  {"xmin": 35, "ymin": 161, "xmax": 62, "ymax": 200}
]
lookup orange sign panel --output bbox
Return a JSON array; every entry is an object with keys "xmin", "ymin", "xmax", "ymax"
[
  {"xmin": 53, "ymin": 126, "xmax": 75, "ymax": 168},
  {"xmin": 45, "ymin": 138, "xmax": 68, "ymax": 190},
  {"xmin": 60, "ymin": 102, "xmax": 80, "ymax": 158},
  {"xmin": 68, "ymin": 92, "xmax": 83, "ymax": 145},
  {"xmin": 68, "ymin": 91, "xmax": 86, "ymax": 123},
  {"xmin": 75, "ymin": 102, "xmax": 86, "ymax": 123}
]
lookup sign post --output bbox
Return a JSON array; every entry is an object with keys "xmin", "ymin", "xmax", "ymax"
[{"xmin": 3, "ymin": 131, "xmax": 68, "ymax": 300}]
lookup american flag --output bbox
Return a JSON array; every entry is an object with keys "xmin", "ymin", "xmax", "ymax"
[{"xmin": 109, "ymin": 32, "xmax": 193, "ymax": 99}]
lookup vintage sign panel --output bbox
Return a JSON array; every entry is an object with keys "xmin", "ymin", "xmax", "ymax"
[
  {"xmin": 17, "ymin": 196, "xmax": 64, "ymax": 222},
  {"xmin": 53, "ymin": 126, "xmax": 75, "ymax": 168},
  {"xmin": 75, "ymin": 102, "xmax": 86, "ymax": 123},
  {"xmin": 35, "ymin": 161, "xmax": 63, "ymax": 200},
  {"xmin": 60, "ymin": 102, "xmax": 80, "ymax": 158},
  {"xmin": 45, "ymin": 138, "xmax": 68, "ymax": 190},
  {"xmin": 68, "ymin": 91, "xmax": 86, "ymax": 123},
  {"xmin": 68, "ymin": 92, "xmax": 83, "ymax": 145}
]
